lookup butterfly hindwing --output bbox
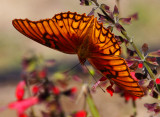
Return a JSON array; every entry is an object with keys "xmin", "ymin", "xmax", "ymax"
[{"xmin": 88, "ymin": 55, "xmax": 144, "ymax": 97}]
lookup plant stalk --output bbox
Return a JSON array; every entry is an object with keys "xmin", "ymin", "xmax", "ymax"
[
  {"xmin": 121, "ymin": 30, "xmax": 155, "ymax": 80},
  {"xmin": 85, "ymin": 86, "xmax": 100, "ymax": 117}
]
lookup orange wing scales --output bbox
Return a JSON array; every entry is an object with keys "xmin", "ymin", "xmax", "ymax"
[
  {"xmin": 90, "ymin": 20, "xmax": 121, "ymax": 56},
  {"xmin": 12, "ymin": 11, "xmax": 94, "ymax": 54},
  {"xmin": 88, "ymin": 55, "xmax": 144, "ymax": 97},
  {"xmin": 12, "ymin": 11, "xmax": 144, "ymax": 97}
]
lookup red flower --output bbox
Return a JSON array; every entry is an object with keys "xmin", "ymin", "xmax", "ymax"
[
  {"xmin": 138, "ymin": 63, "xmax": 143, "ymax": 68},
  {"xmin": 16, "ymin": 81, "xmax": 26, "ymax": 100},
  {"xmin": 71, "ymin": 87, "xmax": 77, "ymax": 94},
  {"xmin": 8, "ymin": 97, "xmax": 39, "ymax": 115},
  {"xmin": 19, "ymin": 113, "xmax": 28, "ymax": 117},
  {"xmin": 32, "ymin": 85, "xmax": 39, "ymax": 95},
  {"xmin": 124, "ymin": 92, "xmax": 139, "ymax": 101},
  {"xmin": 52, "ymin": 86, "xmax": 60, "ymax": 95},
  {"xmin": 38, "ymin": 68, "xmax": 47, "ymax": 79},
  {"xmin": 106, "ymin": 81, "xmax": 114, "ymax": 96},
  {"xmin": 155, "ymin": 78, "xmax": 160, "ymax": 84},
  {"xmin": 74, "ymin": 110, "xmax": 87, "ymax": 117}
]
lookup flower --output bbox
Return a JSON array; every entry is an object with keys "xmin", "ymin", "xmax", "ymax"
[
  {"xmin": 155, "ymin": 78, "xmax": 160, "ymax": 84},
  {"xmin": 73, "ymin": 110, "xmax": 87, "ymax": 117},
  {"xmin": 124, "ymin": 92, "xmax": 139, "ymax": 102},
  {"xmin": 106, "ymin": 81, "xmax": 114, "ymax": 96},
  {"xmin": 138, "ymin": 63, "xmax": 143, "ymax": 69},
  {"xmin": 52, "ymin": 86, "xmax": 60, "ymax": 95},
  {"xmin": 32, "ymin": 85, "xmax": 39, "ymax": 95},
  {"xmin": 8, "ymin": 97, "xmax": 39, "ymax": 115},
  {"xmin": 16, "ymin": 81, "xmax": 26, "ymax": 100}
]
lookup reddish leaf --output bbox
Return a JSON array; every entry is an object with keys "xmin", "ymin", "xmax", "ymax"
[
  {"xmin": 87, "ymin": 7, "xmax": 96, "ymax": 16},
  {"xmin": 80, "ymin": 0, "xmax": 92, "ymax": 6},
  {"xmin": 119, "ymin": 18, "xmax": 131, "ymax": 24},
  {"xmin": 146, "ymin": 57, "xmax": 158, "ymax": 66},
  {"xmin": 129, "ymin": 61, "xmax": 139, "ymax": 71},
  {"xmin": 144, "ymin": 103, "xmax": 158, "ymax": 112},
  {"xmin": 113, "ymin": 5, "xmax": 119, "ymax": 16},
  {"xmin": 142, "ymin": 43, "xmax": 148, "ymax": 53},
  {"xmin": 100, "ymin": 4, "xmax": 110, "ymax": 13},
  {"xmin": 130, "ymin": 13, "xmax": 138, "ymax": 20},
  {"xmin": 115, "ymin": 23, "xmax": 125, "ymax": 32},
  {"xmin": 147, "ymin": 80, "xmax": 154, "ymax": 89},
  {"xmin": 98, "ymin": 13, "xmax": 110, "ymax": 24},
  {"xmin": 148, "ymin": 50, "xmax": 160, "ymax": 57}
]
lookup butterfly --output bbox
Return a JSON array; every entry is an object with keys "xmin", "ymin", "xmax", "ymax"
[{"xmin": 12, "ymin": 11, "xmax": 144, "ymax": 97}]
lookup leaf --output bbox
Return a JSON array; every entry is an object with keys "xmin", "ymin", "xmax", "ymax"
[
  {"xmin": 146, "ymin": 57, "xmax": 159, "ymax": 66},
  {"xmin": 98, "ymin": 13, "xmax": 110, "ymax": 24},
  {"xmin": 100, "ymin": 4, "xmax": 110, "ymax": 13},
  {"xmin": 130, "ymin": 13, "xmax": 138, "ymax": 21},
  {"xmin": 88, "ymin": 7, "xmax": 96, "ymax": 16},
  {"xmin": 113, "ymin": 5, "xmax": 119, "ymax": 17},
  {"xmin": 148, "ymin": 50, "xmax": 160, "ymax": 57},
  {"xmin": 115, "ymin": 23, "xmax": 125, "ymax": 32},
  {"xmin": 119, "ymin": 18, "xmax": 131, "ymax": 24},
  {"xmin": 80, "ymin": 0, "xmax": 92, "ymax": 6},
  {"xmin": 144, "ymin": 103, "xmax": 158, "ymax": 112},
  {"xmin": 129, "ymin": 61, "xmax": 139, "ymax": 71},
  {"xmin": 142, "ymin": 43, "xmax": 149, "ymax": 53}
]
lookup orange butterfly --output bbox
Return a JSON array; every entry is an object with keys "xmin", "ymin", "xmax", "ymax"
[{"xmin": 12, "ymin": 11, "xmax": 144, "ymax": 97}]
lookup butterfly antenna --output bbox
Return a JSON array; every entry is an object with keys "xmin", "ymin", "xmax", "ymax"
[
  {"xmin": 64, "ymin": 62, "xmax": 81, "ymax": 74},
  {"xmin": 84, "ymin": 64, "xmax": 105, "ymax": 92}
]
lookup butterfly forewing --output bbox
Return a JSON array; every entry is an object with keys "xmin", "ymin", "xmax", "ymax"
[{"xmin": 12, "ymin": 12, "xmax": 94, "ymax": 54}]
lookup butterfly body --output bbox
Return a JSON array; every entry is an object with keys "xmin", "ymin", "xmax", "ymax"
[{"xmin": 12, "ymin": 11, "xmax": 144, "ymax": 97}]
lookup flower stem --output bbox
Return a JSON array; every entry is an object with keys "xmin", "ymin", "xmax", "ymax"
[
  {"xmin": 85, "ymin": 86, "xmax": 100, "ymax": 117},
  {"xmin": 132, "ymin": 100, "xmax": 137, "ymax": 117},
  {"xmin": 24, "ymin": 76, "xmax": 35, "ymax": 116},
  {"xmin": 121, "ymin": 30, "xmax": 155, "ymax": 80}
]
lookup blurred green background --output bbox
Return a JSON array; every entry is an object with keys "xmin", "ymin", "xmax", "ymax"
[{"xmin": 0, "ymin": 0, "xmax": 160, "ymax": 117}]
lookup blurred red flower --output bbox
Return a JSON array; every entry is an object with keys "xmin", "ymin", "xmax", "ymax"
[{"xmin": 16, "ymin": 81, "xmax": 26, "ymax": 100}]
